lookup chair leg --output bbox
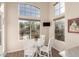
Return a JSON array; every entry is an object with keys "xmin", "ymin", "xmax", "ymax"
[{"xmin": 49, "ymin": 50, "xmax": 52, "ymax": 57}]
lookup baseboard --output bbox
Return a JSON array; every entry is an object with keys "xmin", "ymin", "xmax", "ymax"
[{"xmin": 7, "ymin": 49, "xmax": 23, "ymax": 53}]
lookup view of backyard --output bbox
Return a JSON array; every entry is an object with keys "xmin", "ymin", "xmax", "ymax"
[{"xmin": 19, "ymin": 20, "xmax": 40, "ymax": 40}]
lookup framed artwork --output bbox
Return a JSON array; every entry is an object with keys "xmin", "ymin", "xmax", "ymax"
[
  {"xmin": 68, "ymin": 18, "xmax": 79, "ymax": 33},
  {"xmin": 55, "ymin": 18, "xmax": 65, "ymax": 41}
]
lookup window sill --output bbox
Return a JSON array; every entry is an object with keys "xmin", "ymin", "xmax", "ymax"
[
  {"xmin": 53, "ymin": 13, "xmax": 65, "ymax": 21},
  {"xmin": 19, "ymin": 16, "xmax": 40, "ymax": 20}
]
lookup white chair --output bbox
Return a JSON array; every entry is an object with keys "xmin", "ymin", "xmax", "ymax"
[
  {"xmin": 37, "ymin": 35, "xmax": 45, "ymax": 47},
  {"xmin": 39, "ymin": 38, "xmax": 52, "ymax": 57},
  {"xmin": 31, "ymin": 35, "xmax": 45, "ymax": 57},
  {"xmin": 24, "ymin": 39, "xmax": 37, "ymax": 57}
]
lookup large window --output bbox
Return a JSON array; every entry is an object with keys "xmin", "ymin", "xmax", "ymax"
[
  {"xmin": 19, "ymin": 19, "xmax": 40, "ymax": 39},
  {"xmin": 54, "ymin": 2, "xmax": 65, "ymax": 16},
  {"xmin": 54, "ymin": 2, "xmax": 65, "ymax": 41},
  {"xmin": 19, "ymin": 4, "xmax": 40, "ymax": 17},
  {"xmin": 19, "ymin": 3, "xmax": 40, "ymax": 40}
]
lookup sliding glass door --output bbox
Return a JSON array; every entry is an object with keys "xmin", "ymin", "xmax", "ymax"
[
  {"xmin": 19, "ymin": 19, "xmax": 40, "ymax": 40},
  {"xmin": 19, "ymin": 20, "xmax": 30, "ymax": 39},
  {"xmin": 31, "ymin": 21, "xmax": 40, "ymax": 39}
]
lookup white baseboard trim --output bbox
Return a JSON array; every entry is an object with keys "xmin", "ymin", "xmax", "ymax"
[{"xmin": 7, "ymin": 49, "xmax": 23, "ymax": 53}]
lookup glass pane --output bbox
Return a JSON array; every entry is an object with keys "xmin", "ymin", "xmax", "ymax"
[
  {"xmin": 31, "ymin": 21, "xmax": 40, "ymax": 39},
  {"xmin": 54, "ymin": 2, "xmax": 65, "ymax": 16},
  {"xmin": 26, "ymin": 8, "xmax": 30, "ymax": 12},
  {"xmin": 19, "ymin": 20, "xmax": 30, "ymax": 40},
  {"xmin": 26, "ymin": 12, "xmax": 30, "ymax": 16},
  {"xmin": 31, "ymin": 6, "xmax": 35, "ymax": 11},
  {"xmin": 35, "ymin": 22, "xmax": 40, "ymax": 37},
  {"xmin": 55, "ymin": 9, "xmax": 59, "ymax": 16},
  {"xmin": 31, "ymin": 13, "xmax": 35, "ymax": 17},
  {"xmin": 36, "ymin": 8, "xmax": 40, "ymax": 17},
  {"xmin": 36, "ymin": 13, "xmax": 40, "ymax": 17},
  {"xmin": 60, "ymin": 7, "xmax": 65, "ymax": 14},
  {"xmin": 31, "ymin": 21, "xmax": 36, "ymax": 39},
  {"xmin": 60, "ymin": 2, "xmax": 65, "ymax": 8},
  {"xmin": 55, "ymin": 3, "xmax": 59, "ymax": 10},
  {"xmin": 26, "ymin": 4, "xmax": 30, "ymax": 8},
  {"xmin": 55, "ymin": 3, "xmax": 60, "ymax": 16}
]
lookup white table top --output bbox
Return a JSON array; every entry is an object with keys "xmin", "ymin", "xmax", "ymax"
[{"xmin": 24, "ymin": 39, "xmax": 44, "ymax": 49}]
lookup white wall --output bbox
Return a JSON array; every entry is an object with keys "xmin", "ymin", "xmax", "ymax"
[
  {"xmin": 65, "ymin": 2, "xmax": 79, "ymax": 50},
  {"xmin": 6, "ymin": 3, "xmax": 50, "ymax": 53},
  {"xmin": 64, "ymin": 3, "xmax": 79, "ymax": 56},
  {"xmin": 6, "ymin": 3, "xmax": 21, "ymax": 52}
]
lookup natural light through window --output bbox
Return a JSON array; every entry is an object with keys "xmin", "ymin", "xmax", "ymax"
[
  {"xmin": 19, "ymin": 4, "xmax": 40, "ymax": 17},
  {"xmin": 55, "ymin": 2, "xmax": 65, "ymax": 16}
]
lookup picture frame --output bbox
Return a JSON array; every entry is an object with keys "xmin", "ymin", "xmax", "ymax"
[{"xmin": 68, "ymin": 18, "xmax": 79, "ymax": 33}]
